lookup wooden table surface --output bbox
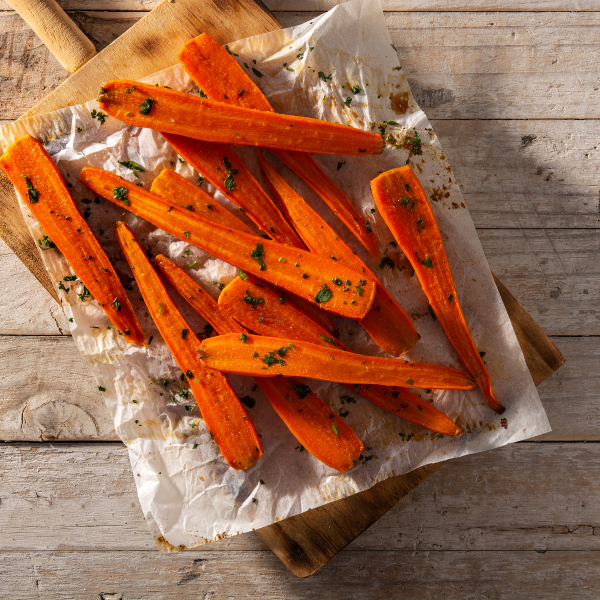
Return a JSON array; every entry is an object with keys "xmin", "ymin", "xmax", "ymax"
[{"xmin": 1, "ymin": 0, "xmax": 599, "ymax": 597}]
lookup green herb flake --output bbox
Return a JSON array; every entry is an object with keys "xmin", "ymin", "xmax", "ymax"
[
  {"xmin": 21, "ymin": 175, "xmax": 39, "ymax": 203},
  {"xmin": 139, "ymin": 98, "xmax": 155, "ymax": 115},
  {"xmin": 98, "ymin": 386, "xmax": 106, "ymax": 392},
  {"xmin": 182, "ymin": 329, "xmax": 188, "ymax": 339},
  {"xmin": 252, "ymin": 67, "xmax": 264, "ymax": 78},
  {"xmin": 406, "ymin": 379, "xmax": 414, "ymax": 385},
  {"xmin": 332, "ymin": 277, "xmax": 342, "ymax": 286},
  {"xmin": 332, "ymin": 423, "xmax": 339, "ymax": 436},
  {"xmin": 184, "ymin": 231, "xmax": 190, "ymax": 238},
  {"xmin": 112, "ymin": 186, "xmax": 129, "ymax": 205},
  {"xmin": 112, "ymin": 297, "xmax": 121, "ymax": 312},
  {"xmin": 291, "ymin": 380, "xmax": 311, "ymax": 399},
  {"xmin": 314, "ymin": 283, "xmax": 333, "ymax": 304},
  {"xmin": 319, "ymin": 334, "xmax": 336, "ymax": 345},
  {"xmin": 240, "ymin": 333, "xmax": 248, "ymax": 343},
  {"xmin": 351, "ymin": 85, "xmax": 361, "ymax": 94}
]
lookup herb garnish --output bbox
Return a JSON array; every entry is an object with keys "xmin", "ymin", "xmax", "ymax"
[
  {"xmin": 291, "ymin": 381, "xmax": 311, "ymax": 399},
  {"xmin": 318, "ymin": 71, "xmax": 332, "ymax": 82},
  {"xmin": 379, "ymin": 256, "xmax": 395, "ymax": 270},
  {"xmin": 139, "ymin": 98, "xmax": 155, "ymax": 115},
  {"xmin": 244, "ymin": 290, "xmax": 265, "ymax": 309},
  {"xmin": 314, "ymin": 283, "xmax": 333, "ymax": 304},
  {"xmin": 415, "ymin": 252, "xmax": 433, "ymax": 268},
  {"xmin": 90, "ymin": 109, "xmax": 107, "ymax": 124},
  {"xmin": 113, "ymin": 186, "xmax": 129, "ymax": 205},
  {"xmin": 118, "ymin": 160, "xmax": 145, "ymax": 178},
  {"xmin": 112, "ymin": 297, "xmax": 121, "ymax": 312},
  {"xmin": 252, "ymin": 67, "xmax": 263, "ymax": 78},
  {"xmin": 21, "ymin": 175, "xmax": 38, "ymax": 203}
]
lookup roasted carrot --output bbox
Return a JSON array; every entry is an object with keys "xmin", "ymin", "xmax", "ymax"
[
  {"xmin": 200, "ymin": 334, "xmax": 475, "ymax": 390},
  {"xmin": 114, "ymin": 222, "xmax": 262, "ymax": 469},
  {"xmin": 98, "ymin": 81, "xmax": 384, "ymax": 156},
  {"xmin": 259, "ymin": 151, "xmax": 418, "ymax": 357},
  {"xmin": 160, "ymin": 134, "xmax": 304, "ymax": 247},
  {"xmin": 371, "ymin": 166, "xmax": 505, "ymax": 414},
  {"xmin": 151, "ymin": 163, "xmax": 338, "ymax": 337},
  {"xmin": 154, "ymin": 254, "xmax": 363, "ymax": 471},
  {"xmin": 178, "ymin": 34, "xmax": 273, "ymax": 111},
  {"xmin": 219, "ymin": 275, "xmax": 461, "ymax": 436},
  {"xmin": 0, "ymin": 135, "xmax": 144, "ymax": 345},
  {"xmin": 177, "ymin": 33, "xmax": 380, "ymax": 259},
  {"xmin": 150, "ymin": 169, "xmax": 254, "ymax": 234},
  {"xmin": 79, "ymin": 167, "xmax": 376, "ymax": 320}
]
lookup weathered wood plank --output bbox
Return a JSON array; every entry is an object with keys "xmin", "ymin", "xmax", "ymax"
[
  {"xmin": 2, "ymin": 442, "xmax": 600, "ymax": 553},
  {"xmin": 5, "ymin": 548, "xmax": 600, "ymax": 600},
  {"xmin": 1, "ymin": 0, "xmax": 597, "ymax": 12},
  {"xmin": 3, "ymin": 11, "xmax": 600, "ymax": 121},
  {"xmin": 1, "ymin": 227, "xmax": 596, "ymax": 338},
  {"xmin": 0, "ymin": 239, "xmax": 67, "ymax": 335},
  {"xmin": 0, "ymin": 334, "xmax": 589, "ymax": 441},
  {"xmin": 0, "ymin": 335, "xmax": 118, "ymax": 442}
]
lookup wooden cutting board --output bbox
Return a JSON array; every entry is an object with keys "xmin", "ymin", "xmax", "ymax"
[{"xmin": 0, "ymin": 0, "xmax": 565, "ymax": 578}]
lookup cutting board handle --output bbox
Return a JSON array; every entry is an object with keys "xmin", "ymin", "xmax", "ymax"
[{"xmin": 6, "ymin": 0, "xmax": 96, "ymax": 73}]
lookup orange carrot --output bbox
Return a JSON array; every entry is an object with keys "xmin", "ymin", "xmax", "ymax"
[
  {"xmin": 114, "ymin": 222, "xmax": 262, "ymax": 470},
  {"xmin": 178, "ymin": 34, "xmax": 273, "ymax": 111},
  {"xmin": 79, "ymin": 167, "xmax": 376, "ymax": 320},
  {"xmin": 160, "ymin": 134, "xmax": 304, "ymax": 247},
  {"xmin": 371, "ymin": 166, "xmax": 504, "ymax": 414},
  {"xmin": 200, "ymin": 333, "xmax": 476, "ymax": 390},
  {"xmin": 98, "ymin": 81, "xmax": 384, "ymax": 156},
  {"xmin": 177, "ymin": 33, "xmax": 380, "ymax": 258},
  {"xmin": 150, "ymin": 169, "xmax": 254, "ymax": 234},
  {"xmin": 153, "ymin": 254, "xmax": 363, "ymax": 471},
  {"xmin": 151, "ymin": 163, "xmax": 338, "ymax": 337},
  {"xmin": 219, "ymin": 276, "xmax": 461, "ymax": 436},
  {"xmin": 0, "ymin": 135, "xmax": 144, "ymax": 345},
  {"xmin": 259, "ymin": 151, "xmax": 418, "ymax": 357}
]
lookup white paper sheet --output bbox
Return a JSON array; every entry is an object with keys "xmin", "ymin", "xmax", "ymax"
[{"xmin": 0, "ymin": 0, "xmax": 550, "ymax": 550}]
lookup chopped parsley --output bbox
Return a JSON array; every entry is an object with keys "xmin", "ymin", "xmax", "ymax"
[
  {"xmin": 38, "ymin": 235, "xmax": 55, "ymax": 250},
  {"xmin": 319, "ymin": 334, "xmax": 336, "ymax": 345},
  {"xmin": 252, "ymin": 67, "xmax": 263, "ymax": 78},
  {"xmin": 240, "ymin": 333, "xmax": 248, "ymax": 342},
  {"xmin": 21, "ymin": 175, "xmax": 38, "ymax": 203},
  {"xmin": 182, "ymin": 329, "xmax": 188, "ymax": 339},
  {"xmin": 244, "ymin": 291, "xmax": 265, "ymax": 309},
  {"xmin": 90, "ymin": 109, "xmax": 107, "ymax": 124},
  {"xmin": 291, "ymin": 381, "xmax": 311, "ymax": 399},
  {"xmin": 139, "ymin": 98, "xmax": 155, "ymax": 115},
  {"xmin": 314, "ymin": 283, "xmax": 332, "ymax": 304},
  {"xmin": 351, "ymin": 85, "xmax": 361, "ymax": 94},
  {"xmin": 112, "ymin": 297, "xmax": 121, "ymax": 312},
  {"xmin": 112, "ymin": 186, "xmax": 129, "ymax": 205},
  {"xmin": 379, "ymin": 256, "xmax": 395, "ymax": 270},
  {"xmin": 332, "ymin": 278, "xmax": 342, "ymax": 286},
  {"xmin": 318, "ymin": 71, "xmax": 332, "ymax": 82},
  {"xmin": 118, "ymin": 160, "xmax": 145, "ymax": 178}
]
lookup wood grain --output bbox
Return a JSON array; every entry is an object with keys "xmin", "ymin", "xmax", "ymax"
[{"xmin": 4, "ymin": 442, "xmax": 600, "ymax": 553}]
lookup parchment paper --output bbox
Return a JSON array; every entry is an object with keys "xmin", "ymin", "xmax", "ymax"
[{"xmin": 0, "ymin": 0, "xmax": 550, "ymax": 550}]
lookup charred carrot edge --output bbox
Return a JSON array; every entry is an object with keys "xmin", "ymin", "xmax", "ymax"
[
  {"xmin": 150, "ymin": 169, "xmax": 254, "ymax": 234},
  {"xmin": 371, "ymin": 166, "xmax": 504, "ymax": 414},
  {"xmin": 200, "ymin": 333, "xmax": 476, "ymax": 390},
  {"xmin": 177, "ymin": 33, "xmax": 380, "ymax": 259},
  {"xmin": 79, "ymin": 167, "xmax": 376, "ymax": 320},
  {"xmin": 0, "ymin": 135, "xmax": 145, "ymax": 345},
  {"xmin": 161, "ymin": 134, "xmax": 304, "ymax": 247},
  {"xmin": 153, "ymin": 254, "xmax": 363, "ymax": 471},
  {"xmin": 219, "ymin": 276, "xmax": 461, "ymax": 436},
  {"xmin": 98, "ymin": 81, "xmax": 384, "ymax": 156},
  {"xmin": 114, "ymin": 222, "xmax": 262, "ymax": 469},
  {"xmin": 260, "ymin": 151, "xmax": 418, "ymax": 357},
  {"xmin": 150, "ymin": 168, "xmax": 338, "ymax": 336}
]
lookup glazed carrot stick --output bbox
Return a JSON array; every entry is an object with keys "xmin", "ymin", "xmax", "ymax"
[
  {"xmin": 151, "ymin": 163, "xmax": 338, "ymax": 336},
  {"xmin": 79, "ymin": 167, "xmax": 376, "ymax": 320},
  {"xmin": 259, "ymin": 151, "xmax": 418, "ymax": 357},
  {"xmin": 153, "ymin": 254, "xmax": 363, "ymax": 472},
  {"xmin": 114, "ymin": 222, "xmax": 262, "ymax": 470},
  {"xmin": 371, "ymin": 166, "xmax": 504, "ymax": 414},
  {"xmin": 98, "ymin": 81, "xmax": 384, "ymax": 156},
  {"xmin": 0, "ymin": 135, "xmax": 144, "ymax": 345},
  {"xmin": 200, "ymin": 333, "xmax": 476, "ymax": 390},
  {"xmin": 177, "ymin": 33, "xmax": 380, "ymax": 259},
  {"xmin": 160, "ymin": 134, "xmax": 304, "ymax": 247},
  {"xmin": 219, "ymin": 276, "xmax": 461, "ymax": 436},
  {"xmin": 150, "ymin": 169, "xmax": 254, "ymax": 234}
]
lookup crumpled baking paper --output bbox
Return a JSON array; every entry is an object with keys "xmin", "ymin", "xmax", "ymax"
[{"xmin": 0, "ymin": 0, "xmax": 550, "ymax": 550}]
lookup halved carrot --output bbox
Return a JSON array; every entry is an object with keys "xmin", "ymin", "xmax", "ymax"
[
  {"xmin": 219, "ymin": 276, "xmax": 461, "ymax": 436},
  {"xmin": 150, "ymin": 165, "xmax": 338, "ymax": 336},
  {"xmin": 79, "ymin": 167, "xmax": 376, "ymax": 320},
  {"xmin": 0, "ymin": 134, "xmax": 145, "ymax": 345},
  {"xmin": 98, "ymin": 81, "xmax": 384, "ymax": 156},
  {"xmin": 177, "ymin": 33, "xmax": 380, "ymax": 258},
  {"xmin": 154, "ymin": 254, "xmax": 363, "ymax": 472},
  {"xmin": 200, "ymin": 334, "xmax": 475, "ymax": 390},
  {"xmin": 371, "ymin": 166, "xmax": 505, "ymax": 414},
  {"xmin": 259, "ymin": 151, "xmax": 418, "ymax": 357},
  {"xmin": 114, "ymin": 222, "xmax": 262, "ymax": 470},
  {"xmin": 160, "ymin": 134, "xmax": 304, "ymax": 247},
  {"xmin": 150, "ymin": 169, "xmax": 254, "ymax": 234}
]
